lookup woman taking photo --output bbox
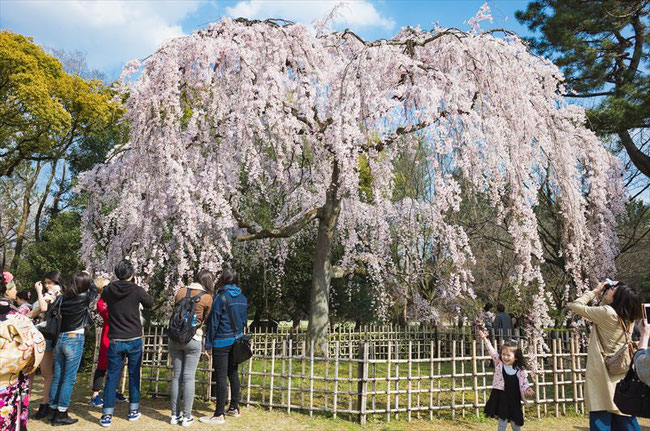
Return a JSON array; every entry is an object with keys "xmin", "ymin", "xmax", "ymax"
[
  {"xmin": 44, "ymin": 272, "xmax": 98, "ymax": 426},
  {"xmin": 168, "ymin": 269, "xmax": 214, "ymax": 426},
  {"xmin": 200, "ymin": 269, "xmax": 247, "ymax": 425},
  {"xmin": 568, "ymin": 280, "xmax": 642, "ymax": 431},
  {"xmin": 30, "ymin": 270, "xmax": 64, "ymax": 420}
]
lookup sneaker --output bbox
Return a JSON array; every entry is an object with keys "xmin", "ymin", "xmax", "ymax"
[
  {"xmin": 115, "ymin": 393, "xmax": 128, "ymax": 402},
  {"xmin": 181, "ymin": 416, "xmax": 194, "ymax": 427},
  {"xmin": 90, "ymin": 395, "xmax": 104, "ymax": 407},
  {"xmin": 99, "ymin": 414, "xmax": 112, "ymax": 427},
  {"xmin": 226, "ymin": 408, "xmax": 240, "ymax": 417},
  {"xmin": 199, "ymin": 415, "xmax": 225, "ymax": 424},
  {"xmin": 170, "ymin": 414, "xmax": 182, "ymax": 425},
  {"xmin": 128, "ymin": 410, "xmax": 141, "ymax": 421}
]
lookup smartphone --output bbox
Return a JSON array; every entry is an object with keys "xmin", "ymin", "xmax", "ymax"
[{"xmin": 643, "ymin": 303, "xmax": 650, "ymax": 324}]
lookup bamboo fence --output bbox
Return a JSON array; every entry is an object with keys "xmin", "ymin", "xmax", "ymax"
[{"xmin": 92, "ymin": 325, "xmax": 588, "ymax": 424}]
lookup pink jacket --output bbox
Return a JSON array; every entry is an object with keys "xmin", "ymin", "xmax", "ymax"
[{"xmin": 483, "ymin": 337, "xmax": 532, "ymax": 404}]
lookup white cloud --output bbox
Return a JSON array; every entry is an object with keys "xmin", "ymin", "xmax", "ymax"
[
  {"xmin": 0, "ymin": 0, "xmax": 204, "ymax": 73},
  {"xmin": 226, "ymin": 1, "xmax": 395, "ymax": 31}
]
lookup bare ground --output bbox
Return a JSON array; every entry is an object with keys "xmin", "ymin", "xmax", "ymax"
[{"xmin": 27, "ymin": 373, "xmax": 650, "ymax": 431}]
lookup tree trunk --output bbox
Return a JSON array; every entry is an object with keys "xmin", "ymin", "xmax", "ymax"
[
  {"xmin": 618, "ymin": 129, "xmax": 650, "ymax": 178},
  {"xmin": 11, "ymin": 164, "xmax": 41, "ymax": 271},
  {"xmin": 307, "ymin": 162, "xmax": 341, "ymax": 355},
  {"xmin": 35, "ymin": 161, "xmax": 57, "ymax": 241}
]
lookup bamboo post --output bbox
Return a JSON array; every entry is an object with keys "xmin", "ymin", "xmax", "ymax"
[
  {"xmin": 333, "ymin": 340, "xmax": 339, "ymax": 419},
  {"xmin": 309, "ymin": 340, "xmax": 314, "ymax": 417},
  {"xmin": 357, "ymin": 342, "xmax": 369, "ymax": 425},
  {"xmin": 533, "ymin": 340, "xmax": 541, "ymax": 419},
  {"xmin": 451, "ymin": 339, "xmax": 457, "ymax": 420},
  {"xmin": 281, "ymin": 339, "xmax": 286, "ymax": 408},
  {"xmin": 552, "ymin": 338, "xmax": 559, "ymax": 417},
  {"xmin": 429, "ymin": 340, "xmax": 434, "ymax": 420},
  {"xmin": 287, "ymin": 339, "xmax": 293, "ymax": 413},
  {"xmin": 301, "ymin": 340, "xmax": 306, "ymax": 409},
  {"xmin": 570, "ymin": 334, "xmax": 578, "ymax": 413},
  {"xmin": 472, "ymin": 339, "xmax": 479, "ymax": 417},
  {"xmin": 407, "ymin": 341, "xmax": 412, "ymax": 422},
  {"xmin": 246, "ymin": 339, "xmax": 253, "ymax": 406},
  {"xmin": 386, "ymin": 341, "xmax": 392, "ymax": 422}
]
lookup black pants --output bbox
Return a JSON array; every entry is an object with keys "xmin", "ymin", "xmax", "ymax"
[
  {"xmin": 212, "ymin": 345, "xmax": 240, "ymax": 416},
  {"xmin": 93, "ymin": 368, "xmax": 106, "ymax": 392}
]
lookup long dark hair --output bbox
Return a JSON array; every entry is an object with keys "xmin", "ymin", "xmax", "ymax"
[
  {"xmin": 196, "ymin": 269, "xmax": 214, "ymax": 294},
  {"xmin": 64, "ymin": 272, "xmax": 93, "ymax": 297},
  {"xmin": 44, "ymin": 270, "xmax": 65, "ymax": 290},
  {"xmin": 610, "ymin": 283, "xmax": 642, "ymax": 323},
  {"xmin": 500, "ymin": 340, "xmax": 528, "ymax": 370}
]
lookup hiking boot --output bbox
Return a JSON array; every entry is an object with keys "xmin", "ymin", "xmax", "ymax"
[
  {"xmin": 33, "ymin": 403, "xmax": 49, "ymax": 419},
  {"xmin": 51, "ymin": 410, "xmax": 78, "ymax": 426},
  {"xmin": 45, "ymin": 406, "xmax": 57, "ymax": 422}
]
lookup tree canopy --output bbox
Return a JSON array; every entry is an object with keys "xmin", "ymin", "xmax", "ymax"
[
  {"xmin": 78, "ymin": 14, "xmax": 624, "ymax": 349},
  {"xmin": 516, "ymin": 0, "xmax": 650, "ymax": 179}
]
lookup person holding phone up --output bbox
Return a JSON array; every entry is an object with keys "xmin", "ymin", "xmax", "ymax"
[{"xmin": 635, "ymin": 319, "xmax": 650, "ymax": 386}]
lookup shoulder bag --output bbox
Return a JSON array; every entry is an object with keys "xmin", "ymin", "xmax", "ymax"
[
  {"xmin": 220, "ymin": 292, "xmax": 252, "ymax": 365},
  {"xmin": 614, "ymin": 360, "xmax": 650, "ymax": 418},
  {"xmin": 594, "ymin": 317, "xmax": 636, "ymax": 376}
]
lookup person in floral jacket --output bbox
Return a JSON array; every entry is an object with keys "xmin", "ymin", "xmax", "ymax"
[{"xmin": 1, "ymin": 271, "xmax": 46, "ymax": 431}]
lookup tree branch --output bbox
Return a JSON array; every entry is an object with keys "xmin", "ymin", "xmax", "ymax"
[{"xmin": 234, "ymin": 207, "xmax": 319, "ymax": 241}]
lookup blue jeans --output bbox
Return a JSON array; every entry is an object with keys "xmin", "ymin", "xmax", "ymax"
[
  {"xmin": 102, "ymin": 338, "xmax": 143, "ymax": 414},
  {"xmin": 49, "ymin": 332, "xmax": 85, "ymax": 411},
  {"xmin": 589, "ymin": 411, "xmax": 640, "ymax": 431}
]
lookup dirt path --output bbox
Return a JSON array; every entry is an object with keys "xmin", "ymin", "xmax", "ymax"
[{"xmin": 27, "ymin": 374, "xmax": 650, "ymax": 431}]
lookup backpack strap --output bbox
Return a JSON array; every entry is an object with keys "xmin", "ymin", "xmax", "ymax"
[
  {"xmin": 219, "ymin": 292, "xmax": 239, "ymax": 339},
  {"xmin": 191, "ymin": 291, "xmax": 205, "ymax": 302}
]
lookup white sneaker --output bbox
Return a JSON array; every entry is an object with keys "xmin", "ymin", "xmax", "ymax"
[
  {"xmin": 226, "ymin": 408, "xmax": 240, "ymax": 417},
  {"xmin": 199, "ymin": 415, "xmax": 225, "ymax": 424},
  {"xmin": 170, "ymin": 414, "xmax": 182, "ymax": 425},
  {"xmin": 181, "ymin": 416, "xmax": 194, "ymax": 427}
]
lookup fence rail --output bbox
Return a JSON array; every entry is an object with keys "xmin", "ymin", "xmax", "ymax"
[{"xmin": 93, "ymin": 325, "xmax": 589, "ymax": 424}]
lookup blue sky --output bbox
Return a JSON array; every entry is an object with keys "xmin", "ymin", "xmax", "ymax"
[{"xmin": 1, "ymin": 0, "xmax": 531, "ymax": 80}]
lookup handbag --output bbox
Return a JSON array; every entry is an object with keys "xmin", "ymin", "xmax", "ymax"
[
  {"xmin": 220, "ymin": 292, "xmax": 252, "ymax": 365},
  {"xmin": 614, "ymin": 360, "xmax": 650, "ymax": 418},
  {"xmin": 39, "ymin": 295, "xmax": 63, "ymax": 343},
  {"xmin": 594, "ymin": 317, "xmax": 636, "ymax": 376}
]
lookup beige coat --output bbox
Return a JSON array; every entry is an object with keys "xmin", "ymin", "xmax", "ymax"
[{"xmin": 568, "ymin": 290, "xmax": 631, "ymax": 414}]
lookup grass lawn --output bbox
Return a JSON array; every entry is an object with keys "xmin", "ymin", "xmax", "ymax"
[{"xmin": 27, "ymin": 372, "xmax": 650, "ymax": 431}]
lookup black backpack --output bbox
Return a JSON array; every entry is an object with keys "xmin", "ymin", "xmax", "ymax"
[{"xmin": 168, "ymin": 289, "xmax": 205, "ymax": 344}]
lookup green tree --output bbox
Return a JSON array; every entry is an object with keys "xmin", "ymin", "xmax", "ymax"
[{"xmin": 516, "ymin": 1, "xmax": 650, "ymax": 179}]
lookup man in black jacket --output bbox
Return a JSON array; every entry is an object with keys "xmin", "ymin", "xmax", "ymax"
[{"xmin": 100, "ymin": 260, "xmax": 154, "ymax": 427}]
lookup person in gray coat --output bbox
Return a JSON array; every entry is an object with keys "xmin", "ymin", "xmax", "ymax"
[
  {"xmin": 493, "ymin": 304, "xmax": 514, "ymax": 338},
  {"xmin": 635, "ymin": 320, "xmax": 650, "ymax": 386}
]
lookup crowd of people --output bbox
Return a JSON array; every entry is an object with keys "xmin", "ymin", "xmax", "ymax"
[
  {"xmin": 0, "ymin": 261, "xmax": 248, "ymax": 429},
  {"xmin": 1, "ymin": 266, "xmax": 649, "ymax": 431}
]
